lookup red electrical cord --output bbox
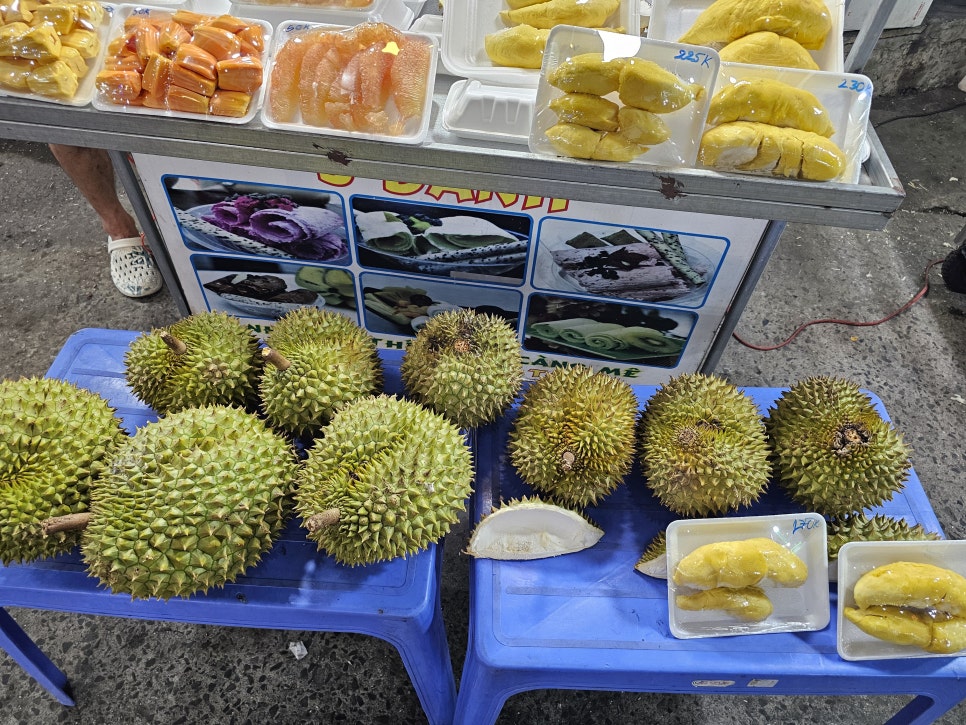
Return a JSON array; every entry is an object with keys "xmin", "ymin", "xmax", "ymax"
[{"xmin": 732, "ymin": 258, "xmax": 946, "ymax": 351}]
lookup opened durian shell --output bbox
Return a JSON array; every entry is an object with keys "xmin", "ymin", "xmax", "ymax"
[
  {"xmin": 466, "ymin": 496, "xmax": 603, "ymax": 560},
  {"xmin": 634, "ymin": 530, "xmax": 669, "ymax": 579}
]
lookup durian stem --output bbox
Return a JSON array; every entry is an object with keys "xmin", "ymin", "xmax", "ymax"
[
  {"xmin": 161, "ymin": 333, "xmax": 187, "ymax": 355},
  {"xmin": 262, "ymin": 346, "xmax": 291, "ymax": 371},
  {"xmin": 41, "ymin": 512, "xmax": 91, "ymax": 536},
  {"xmin": 305, "ymin": 509, "xmax": 340, "ymax": 532}
]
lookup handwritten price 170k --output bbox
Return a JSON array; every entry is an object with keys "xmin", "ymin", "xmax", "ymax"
[
  {"xmin": 792, "ymin": 518, "xmax": 821, "ymax": 534},
  {"xmin": 839, "ymin": 78, "xmax": 870, "ymax": 92},
  {"xmin": 674, "ymin": 49, "xmax": 714, "ymax": 67}
]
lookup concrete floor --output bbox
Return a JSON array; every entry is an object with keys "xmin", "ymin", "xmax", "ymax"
[{"xmin": 1, "ymin": 33, "xmax": 966, "ymax": 725}]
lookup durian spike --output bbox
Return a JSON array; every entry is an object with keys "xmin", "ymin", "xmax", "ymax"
[
  {"xmin": 261, "ymin": 346, "xmax": 292, "ymax": 371},
  {"xmin": 41, "ymin": 512, "xmax": 92, "ymax": 536},
  {"xmin": 161, "ymin": 332, "xmax": 187, "ymax": 354},
  {"xmin": 305, "ymin": 509, "xmax": 340, "ymax": 532}
]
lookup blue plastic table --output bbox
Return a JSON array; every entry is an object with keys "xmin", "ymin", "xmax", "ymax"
[
  {"xmin": 455, "ymin": 387, "xmax": 966, "ymax": 725},
  {"xmin": 0, "ymin": 329, "xmax": 455, "ymax": 725}
]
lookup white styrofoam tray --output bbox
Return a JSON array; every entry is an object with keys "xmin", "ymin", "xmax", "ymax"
[
  {"xmin": 647, "ymin": 0, "xmax": 844, "ymax": 72},
  {"xmin": 442, "ymin": 79, "xmax": 535, "ymax": 144},
  {"xmin": 666, "ymin": 513, "xmax": 830, "ymax": 640},
  {"xmin": 228, "ymin": 0, "xmax": 414, "ymax": 31}
]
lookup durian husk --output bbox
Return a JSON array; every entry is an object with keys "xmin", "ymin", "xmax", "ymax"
[{"xmin": 634, "ymin": 530, "xmax": 669, "ymax": 578}]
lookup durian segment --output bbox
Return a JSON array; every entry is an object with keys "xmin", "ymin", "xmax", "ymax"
[
  {"xmin": 699, "ymin": 121, "xmax": 845, "ymax": 181},
  {"xmin": 591, "ymin": 131, "xmax": 648, "ymax": 162},
  {"xmin": 81, "ymin": 405, "xmax": 298, "ymax": 599},
  {"xmin": 508, "ymin": 365, "xmax": 638, "ymax": 507},
  {"xmin": 546, "ymin": 52, "xmax": 626, "ymax": 95},
  {"xmin": 124, "ymin": 311, "xmax": 264, "ymax": 415},
  {"xmin": 766, "ymin": 376, "xmax": 912, "ymax": 516},
  {"xmin": 260, "ymin": 307, "xmax": 383, "ymax": 437},
  {"xmin": 638, "ymin": 373, "xmax": 771, "ymax": 517},
  {"xmin": 0, "ymin": 378, "xmax": 126, "ymax": 565},
  {"xmin": 757, "ymin": 537, "xmax": 809, "ymax": 586},
  {"xmin": 549, "ymin": 92, "xmax": 621, "ymax": 132},
  {"xmin": 707, "ymin": 79, "xmax": 834, "ymax": 137},
  {"xmin": 852, "ymin": 562, "xmax": 966, "ymax": 615},
  {"xmin": 617, "ymin": 59, "xmax": 704, "ymax": 113},
  {"xmin": 545, "ymin": 121, "xmax": 603, "ymax": 159},
  {"xmin": 677, "ymin": 0, "xmax": 832, "ymax": 51},
  {"xmin": 617, "ymin": 106, "xmax": 670, "ymax": 145},
  {"xmin": 826, "ymin": 514, "xmax": 941, "ymax": 563},
  {"xmin": 718, "ymin": 31, "xmax": 820, "ymax": 70},
  {"xmin": 673, "ymin": 539, "xmax": 768, "ymax": 589},
  {"xmin": 634, "ymin": 530, "xmax": 668, "ymax": 578},
  {"xmin": 500, "ymin": 0, "xmax": 621, "ymax": 30},
  {"xmin": 295, "ymin": 395, "xmax": 474, "ymax": 566},
  {"xmin": 484, "ymin": 24, "xmax": 549, "ymax": 69},
  {"xmin": 843, "ymin": 605, "xmax": 933, "ymax": 648},
  {"xmin": 400, "ymin": 308, "xmax": 523, "ymax": 429},
  {"xmin": 465, "ymin": 496, "xmax": 603, "ymax": 560},
  {"xmin": 675, "ymin": 585, "xmax": 774, "ymax": 621}
]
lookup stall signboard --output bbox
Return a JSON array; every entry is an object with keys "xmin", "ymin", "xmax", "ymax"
[{"xmin": 132, "ymin": 154, "xmax": 768, "ymax": 385}]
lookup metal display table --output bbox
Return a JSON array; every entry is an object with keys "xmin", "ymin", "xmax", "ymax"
[
  {"xmin": 0, "ymin": 329, "xmax": 456, "ymax": 725},
  {"xmin": 455, "ymin": 388, "xmax": 962, "ymax": 725}
]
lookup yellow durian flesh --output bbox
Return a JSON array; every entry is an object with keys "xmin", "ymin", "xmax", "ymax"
[
  {"xmin": 853, "ymin": 561, "xmax": 966, "ymax": 615},
  {"xmin": 547, "ymin": 51, "xmax": 626, "ymax": 95},
  {"xmin": 484, "ymin": 24, "xmax": 549, "ymax": 69},
  {"xmin": 673, "ymin": 539, "xmax": 768, "ymax": 588},
  {"xmin": 617, "ymin": 59, "xmax": 704, "ymax": 113},
  {"xmin": 844, "ymin": 605, "xmax": 934, "ymax": 648},
  {"xmin": 549, "ymin": 92, "xmax": 620, "ymax": 131},
  {"xmin": 719, "ymin": 31, "xmax": 820, "ymax": 70},
  {"xmin": 591, "ymin": 132, "xmax": 647, "ymax": 162},
  {"xmin": 676, "ymin": 585, "xmax": 774, "ymax": 621},
  {"xmin": 545, "ymin": 121, "xmax": 602, "ymax": 159},
  {"xmin": 500, "ymin": 0, "xmax": 621, "ymax": 30},
  {"xmin": 678, "ymin": 0, "xmax": 832, "ymax": 51},
  {"xmin": 617, "ymin": 106, "xmax": 671, "ymax": 145},
  {"xmin": 707, "ymin": 79, "xmax": 835, "ymax": 137}
]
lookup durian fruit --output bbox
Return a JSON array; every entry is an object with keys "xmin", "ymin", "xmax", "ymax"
[
  {"xmin": 0, "ymin": 378, "xmax": 126, "ymax": 565},
  {"xmin": 547, "ymin": 52, "xmax": 626, "ymax": 95},
  {"xmin": 484, "ymin": 24, "xmax": 550, "ymax": 69},
  {"xmin": 617, "ymin": 59, "xmax": 705, "ymax": 114},
  {"xmin": 499, "ymin": 0, "xmax": 621, "ymax": 30},
  {"xmin": 677, "ymin": 0, "xmax": 833, "ymax": 50},
  {"xmin": 465, "ymin": 496, "xmax": 603, "ymax": 559},
  {"xmin": 634, "ymin": 530, "xmax": 669, "ymax": 578},
  {"xmin": 852, "ymin": 561, "xmax": 966, "ymax": 615},
  {"xmin": 706, "ymin": 79, "xmax": 835, "ymax": 137},
  {"xmin": 766, "ymin": 376, "xmax": 912, "ymax": 516},
  {"xmin": 842, "ymin": 605, "xmax": 966, "ymax": 654},
  {"xmin": 638, "ymin": 373, "xmax": 771, "ymax": 517},
  {"xmin": 295, "ymin": 395, "xmax": 474, "ymax": 566},
  {"xmin": 675, "ymin": 585, "xmax": 774, "ymax": 621},
  {"xmin": 549, "ymin": 92, "xmax": 621, "ymax": 132},
  {"xmin": 124, "ymin": 311, "xmax": 263, "ymax": 415},
  {"xmin": 400, "ymin": 309, "xmax": 523, "ymax": 430},
  {"xmin": 508, "ymin": 365, "xmax": 638, "ymax": 508},
  {"xmin": 617, "ymin": 106, "xmax": 671, "ymax": 145},
  {"xmin": 69, "ymin": 405, "xmax": 298, "ymax": 599},
  {"xmin": 259, "ymin": 307, "xmax": 383, "ymax": 437},
  {"xmin": 827, "ymin": 513, "xmax": 940, "ymax": 564},
  {"xmin": 673, "ymin": 537, "xmax": 807, "ymax": 588},
  {"xmin": 718, "ymin": 31, "xmax": 820, "ymax": 70}
]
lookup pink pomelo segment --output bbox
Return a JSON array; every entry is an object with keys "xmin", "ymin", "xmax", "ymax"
[
  {"xmin": 390, "ymin": 38, "xmax": 432, "ymax": 122},
  {"xmin": 269, "ymin": 29, "xmax": 325, "ymax": 123}
]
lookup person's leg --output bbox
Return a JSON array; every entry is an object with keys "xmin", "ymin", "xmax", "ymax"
[{"xmin": 48, "ymin": 144, "xmax": 163, "ymax": 298}]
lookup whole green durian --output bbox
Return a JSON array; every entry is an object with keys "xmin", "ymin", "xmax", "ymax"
[
  {"xmin": 77, "ymin": 405, "xmax": 298, "ymax": 599},
  {"xmin": 638, "ymin": 373, "xmax": 771, "ymax": 517},
  {"xmin": 295, "ymin": 395, "xmax": 474, "ymax": 566},
  {"xmin": 827, "ymin": 513, "xmax": 940, "ymax": 562},
  {"xmin": 508, "ymin": 365, "xmax": 638, "ymax": 508},
  {"xmin": 0, "ymin": 378, "xmax": 126, "ymax": 565},
  {"xmin": 124, "ymin": 311, "xmax": 263, "ymax": 415},
  {"xmin": 400, "ymin": 308, "xmax": 523, "ymax": 429},
  {"xmin": 766, "ymin": 376, "xmax": 912, "ymax": 516},
  {"xmin": 260, "ymin": 307, "xmax": 383, "ymax": 437}
]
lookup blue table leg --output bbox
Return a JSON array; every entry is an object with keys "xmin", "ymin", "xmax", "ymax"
[
  {"xmin": 884, "ymin": 692, "xmax": 965, "ymax": 725},
  {"xmin": 389, "ymin": 602, "xmax": 457, "ymax": 725},
  {"xmin": 0, "ymin": 607, "xmax": 74, "ymax": 706}
]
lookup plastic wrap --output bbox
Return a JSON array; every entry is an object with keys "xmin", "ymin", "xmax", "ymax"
[
  {"xmin": 666, "ymin": 513, "xmax": 830, "ymax": 640},
  {"xmin": 530, "ymin": 27, "xmax": 717, "ymax": 167},
  {"xmin": 260, "ymin": 20, "xmax": 436, "ymax": 144},
  {"xmin": 91, "ymin": 6, "xmax": 271, "ymax": 123},
  {"xmin": 228, "ymin": 0, "xmax": 414, "ymax": 31},
  {"xmin": 0, "ymin": 0, "xmax": 112, "ymax": 105},
  {"xmin": 697, "ymin": 61, "xmax": 872, "ymax": 183}
]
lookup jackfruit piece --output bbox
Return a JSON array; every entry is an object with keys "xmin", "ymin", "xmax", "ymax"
[
  {"xmin": 617, "ymin": 106, "xmax": 671, "ymax": 144},
  {"xmin": 500, "ymin": 0, "xmax": 621, "ymax": 30},
  {"xmin": 545, "ymin": 122, "xmax": 602, "ymax": 159},
  {"xmin": 0, "ymin": 57, "xmax": 33, "ymax": 89},
  {"xmin": 678, "ymin": 0, "xmax": 832, "ymax": 50},
  {"xmin": 719, "ymin": 31, "xmax": 820, "ymax": 70},
  {"xmin": 60, "ymin": 27, "xmax": 99, "ymax": 59},
  {"xmin": 549, "ymin": 92, "xmax": 620, "ymax": 131},
  {"xmin": 29, "ymin": 4, "xmax": 77, "ymax": 35},
  {"xmin": 707, "ymin": 79, "xmax": 834, "ymax": 137},
  {"xmin": 699, "ymin": 121, "xmax": 845, "ymax": 181},
  {"xmin": 10, "ymin": 23, "xmax": 61, "ymax": 61},
  {"xmin": 617, "ymin": 59, "xmax": 704, "ymax": 113},
  {"xmin": 591, "ymin": 132, "xmax": 648, "ymax": 162},
  {"xmin": 484, "ymin": 24, "xmax": 549, "ymax": 69},
  {"xmin": 853, "ymin": 561, "xmax": 966, "ymax": 615},
  {"xmin": 676, "ymin": 585, "xmax": 774, "ymax": 621},
  {"xmin": 25, "ymin": 58, "xmax": 78, "ymax": 98},
  {"xmin": 0, "ymin": 23, "xmax": 31, "ymax": 58},
  {"xmin": 546, "ymin": 51, "xmax": 626, "ymax": 95}
]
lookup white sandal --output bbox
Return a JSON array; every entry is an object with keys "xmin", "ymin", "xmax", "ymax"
[{"xmin": 108, "ymin": 235, "xmax": 163, "ymax": 298}]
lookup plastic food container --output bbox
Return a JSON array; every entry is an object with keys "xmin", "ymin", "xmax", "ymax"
[
  {"xmin": 0, "ymin": 0, "xmax": 114, "ymax": 106},
  {"xmin": 837, "ymin": 540, "xmax": 966, "ymax": 661},
  {"xmin": 91, "ymin": 5, "xmax": 272, "ymax": 124},
  {"xmin": 260, "ymin": 20, "xmax": 437, "ymax": 144},
  {"xmin": 228, "ymin": 0, "xmax": 415, "ymax": 32},
  {"xmin": 442, "ymin": 79, "xmax": 535, "ymax": 144},
  {"xmin": 666, "ymin": 513, "xmax": 830, "ymax": 639},
  {"xmin": 697, "ymin": 61, "xmax": 872, "ymax": 184},
  {"xmin": 441, "ymin": 0, "xmax": 640, "ymax": 87},
  {"xmin": 529, "ymin": 27, "xmax": 717, "ymax": 168},
  {"xmin": 647, "ymin": 0, "xmax": 844, "ymax": 72}
]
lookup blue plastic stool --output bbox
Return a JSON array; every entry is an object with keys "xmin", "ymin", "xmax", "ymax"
[
  {"xmin": 454, "ymin": 387, "xmax": 966, "ymax": 725},
  {"xmin": 0, "ymin": 329, "xmax": 455, "ymax": 725}
]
